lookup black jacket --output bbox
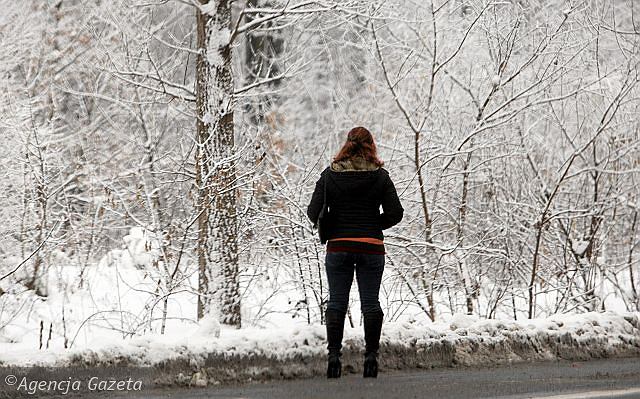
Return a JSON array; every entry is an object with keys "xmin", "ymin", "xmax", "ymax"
[{"xmin": 306, "ymin": 166, "xmax": 404, "ymax": 240}]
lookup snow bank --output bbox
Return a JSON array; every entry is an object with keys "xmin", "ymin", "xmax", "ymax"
[
  {"xmin": 4, "ymin": 226, "xmax": 638, "ymax": 386},
  {"xmin": 0, "ymin": 227, "xmax": 199, "ymax": 352},
  {"xmin": 1, "ymin": 311, "xmax": 639, "ymax": 385}
]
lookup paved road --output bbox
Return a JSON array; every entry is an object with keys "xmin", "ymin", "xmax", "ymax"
[
  {"xmin": 3, "ymin": 358, "xmax": 640, "ymax": 398},
  {"xmin": 111, "ymin": 357, "xmax": 640, "ymax": 399}
]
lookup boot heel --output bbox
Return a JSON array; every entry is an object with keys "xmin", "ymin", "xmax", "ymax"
[
  {"xmin": 327, "ymin": 355, "xmax": 342, "ymax": 378},
  {"xmin": 363, "ymin": 353, "xmax": 378, "ymax": 378}
]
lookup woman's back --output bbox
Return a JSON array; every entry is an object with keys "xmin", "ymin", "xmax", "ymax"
[{"xmin": 316, "ymin": 156, "xmax": 402, "ymax": 241}]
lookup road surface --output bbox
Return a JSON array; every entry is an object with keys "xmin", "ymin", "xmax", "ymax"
[
  {"xmin": 114, "ymin": 357, "xmax": 640, "ymax": 399},
  {"xmin": 3, "ymin": 357, "xmax": 640, "ymax": 398}
]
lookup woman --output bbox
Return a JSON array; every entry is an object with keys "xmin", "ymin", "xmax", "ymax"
[{"xmin": 307, "ymin": 126, "xmax": 404, "ymax": 379}]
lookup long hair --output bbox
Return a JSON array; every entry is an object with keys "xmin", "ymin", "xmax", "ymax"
[{"xmin": 334, "ymin": 127, "xmax": 384, "ymax": 167}]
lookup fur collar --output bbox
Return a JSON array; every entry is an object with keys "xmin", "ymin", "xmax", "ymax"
[{"xmin": 330, "ymin": 156, "xmax": 380, "ymax": 172}]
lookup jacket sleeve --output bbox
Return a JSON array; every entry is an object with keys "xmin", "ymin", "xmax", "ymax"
[
  {"xmin": 379, "ymin": 170, "xmax": 404, "ymax": 230},
  {"xmin": 306, "ymin": 171, "xmax": 325, "ymax": 225}
]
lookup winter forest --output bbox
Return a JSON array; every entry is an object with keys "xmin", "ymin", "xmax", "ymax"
[{"xmin": 1, "ymin": 0, "xmax": 640, "ymax": 353}]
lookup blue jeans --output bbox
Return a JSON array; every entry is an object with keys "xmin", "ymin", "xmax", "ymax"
[{"xmin": 325, "ymin": 251, "xmax": 385, "ymax": 315}]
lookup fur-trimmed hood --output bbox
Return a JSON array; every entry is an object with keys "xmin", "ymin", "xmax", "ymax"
[{"xmin": 330, "ymin": 156, "xmax": 380, "ymax": 172}]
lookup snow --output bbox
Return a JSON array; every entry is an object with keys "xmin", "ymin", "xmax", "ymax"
[
  {"xmin": 448, "ymin": 313, "xmax": 479, "ymax": 330},
  {"xmin": 206, "ymin": 27, "xmax": 230, "ymax": 67},
  {"xmin": 1, "ymin": 310, "xmax": 638, "ymax": 368},
  {"xmin": 573, "ymin": 240, "xmax": 589, "ymax": 256},
  {"xmin": 191, "ymin": 312, "xmax": 221, "ymax": 339},
  {"xmin": 1, "ymin": 227, "xmax": 638, "ymax": 370},
  {"xmin": 199, "ymin": 1, "xmax": 218, "ymax": 16},
  {"xmin": 0, "ymin": 227, "xmax": 198, "ymax": 353},
  {"xmin": 121, "ymin": 227, "xmax": 160, "ymax": 269}
]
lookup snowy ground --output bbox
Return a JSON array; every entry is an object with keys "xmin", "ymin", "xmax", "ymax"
[
  {"xmin": 1, "ymin": 310, "xmax": 640, "ymax": 386},
  {"xmin": 1, "ymin": 228, "xmax": 640, "ymax": 385}
]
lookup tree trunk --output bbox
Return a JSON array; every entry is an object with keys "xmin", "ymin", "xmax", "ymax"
[
  {"xmin": 195, "ymin": 0, "xmax": 241, "ymax": 327},
  {"xmin": 243, "ymin": 0, "xmax": 283, "ymax": 125},
  {"xmin": 457, "ymin": 150, "xmax": 474, "ymax": 315}
]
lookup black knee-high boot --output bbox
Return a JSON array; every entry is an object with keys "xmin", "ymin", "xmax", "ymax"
[
  {"xmin": 362, "ymin": 310, "xmax": 384, "ymax": 378},
  {"xmin": 325, "ymin": 309, "xmax": 346, "ymax": 378}
]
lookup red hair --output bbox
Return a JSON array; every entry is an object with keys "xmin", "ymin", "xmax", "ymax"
[{"xmin": 334, "ymin": 127, "xmax": 384, "ymax": 167}]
